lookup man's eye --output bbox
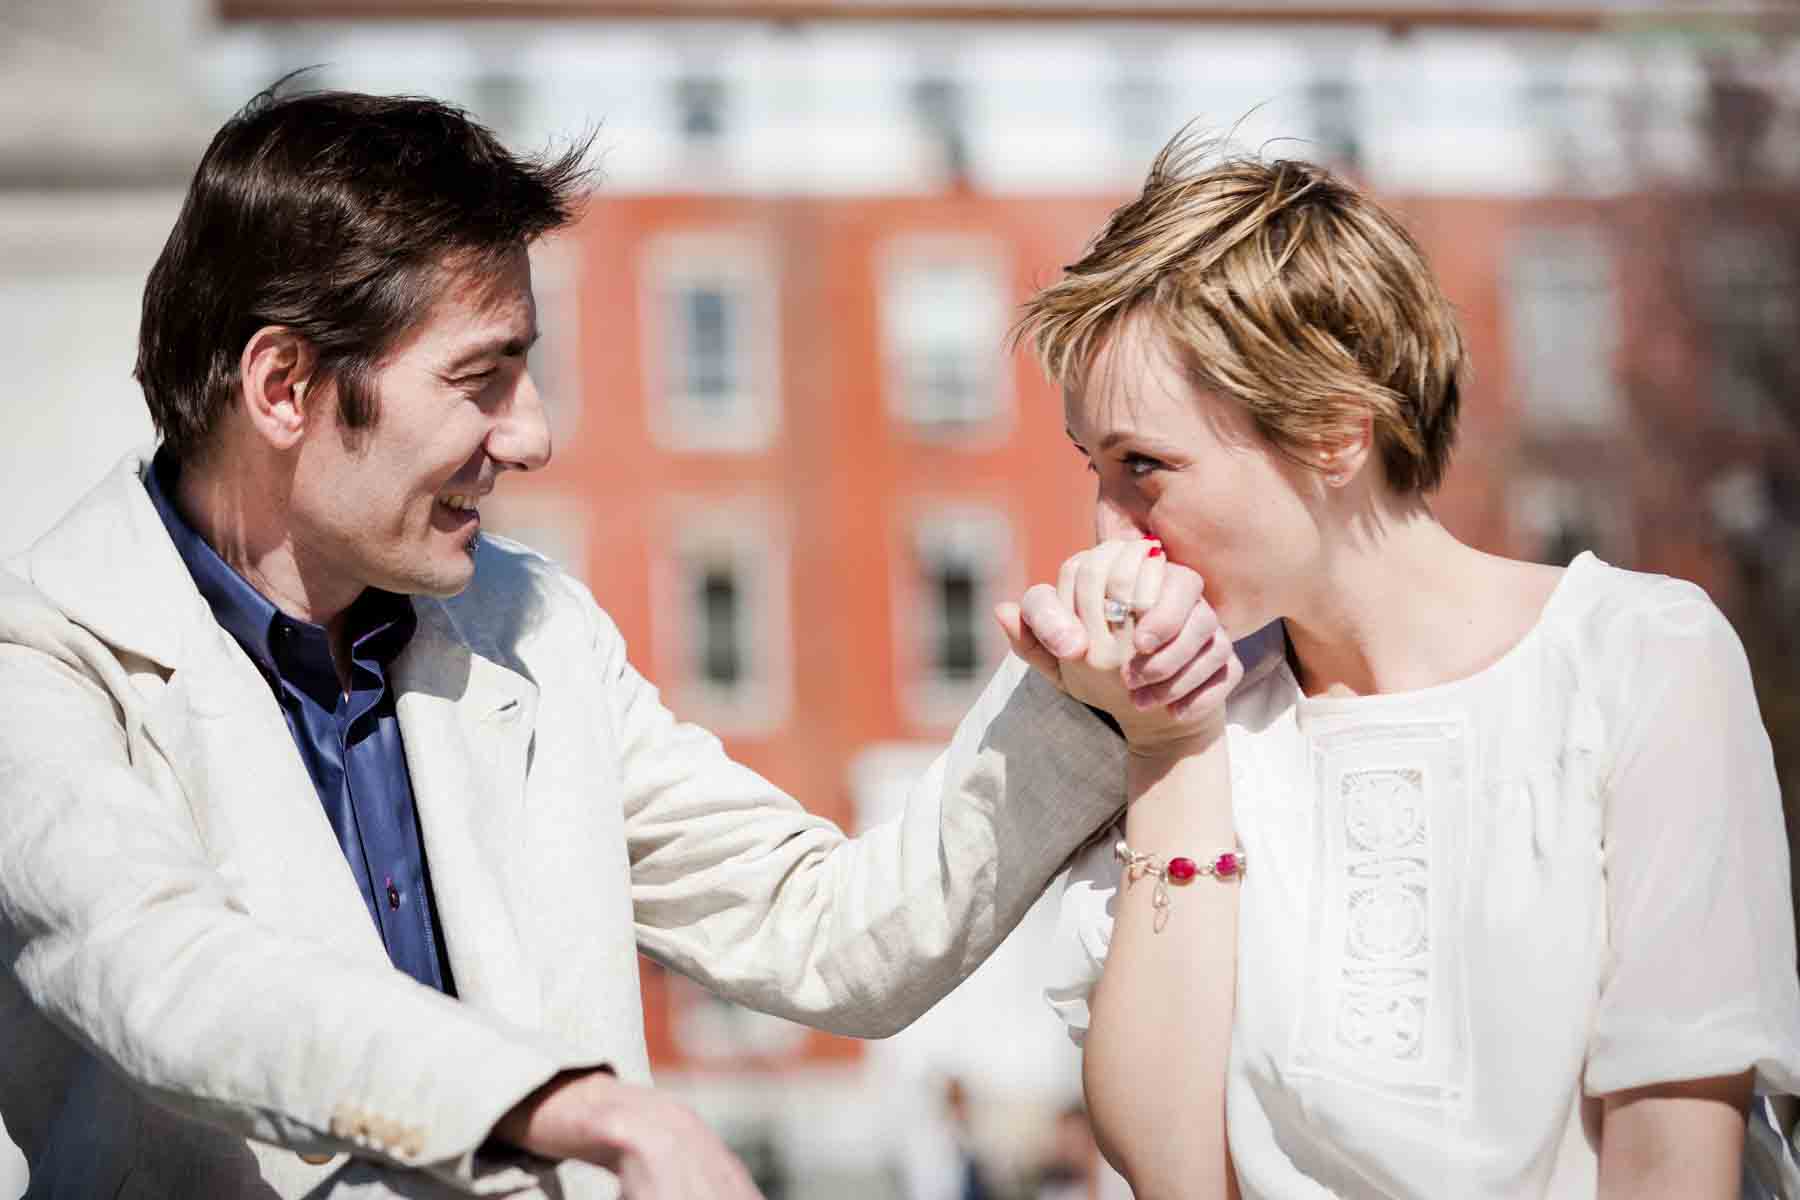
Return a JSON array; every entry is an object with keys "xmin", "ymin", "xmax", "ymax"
[{"xmin": 455, "ymin": 370, "xmax": 496, "ymax": 389}]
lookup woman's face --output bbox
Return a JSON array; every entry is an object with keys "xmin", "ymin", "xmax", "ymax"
[{"xmin": 1063, "ymin": 318, "xmax": 1325, "ymax": 637}]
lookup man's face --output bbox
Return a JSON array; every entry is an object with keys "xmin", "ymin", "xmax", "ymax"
[{"xmin": 287, "ymin": 248, "xmax": 549, "ymax": 602}]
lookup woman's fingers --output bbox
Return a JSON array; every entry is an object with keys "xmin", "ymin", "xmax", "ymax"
[
  {"xmin": 1128, "ymin": 626, "xmax": 1233, "ymax": 710},
  {"xmin": 1132, "ymin": 561, "xmax": 1206, "ymax": 656},
  {"xmin": 1129, "ymin": 538, "xmax": 1167, "ymax": 626},
  {"xmin": 1126, "ymin": 583, "xmax": 1223, "ymax": 691},
  {"xmin": 1071, "ymin": 542, "xmax": 1123, "ymax": 651},
  {"xmin": 1168, "ymin": 647, "xmax": 1244, "ymax": 721}
]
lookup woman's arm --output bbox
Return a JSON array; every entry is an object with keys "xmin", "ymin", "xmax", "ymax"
[
  {"xmin": 1082, "ymin": 739, "xmax": 1240, "ymax": 1200},
  {"xmin": 1597, "ymin": 1071, "xmax": 1753, "ymax": 1199}
]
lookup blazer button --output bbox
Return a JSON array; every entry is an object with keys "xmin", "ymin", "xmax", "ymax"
[{"xmin": 298, "ymin": 1151, "xmax": 334, "ymax": 1165}]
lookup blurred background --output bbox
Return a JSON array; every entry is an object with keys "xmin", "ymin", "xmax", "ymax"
[{"xmin": 3, "ymin": 0, "xmax": 1798, "ymax": 1196}]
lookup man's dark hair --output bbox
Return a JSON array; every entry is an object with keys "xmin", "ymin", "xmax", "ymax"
[{"xmin": 135, "ymin": 78, "xmax": 593, "ymax": 462}]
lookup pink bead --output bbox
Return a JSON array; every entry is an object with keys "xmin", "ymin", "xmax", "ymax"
[
  {"xmin": 1214, "ymin": 852, "xmax": 1240, "ymax": 878},
  {"xmin": 1166, "ymin": 856, "xmax": 1198, "ymax": 883}
]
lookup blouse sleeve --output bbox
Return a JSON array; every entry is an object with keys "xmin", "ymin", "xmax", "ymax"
[
  {"xmin": 1584, "ymin": 581, "xmax": 1800, "ymax": 1097},
  {"xmin": 1044, "ymin": 827, "xmax": 1123, "ymax": 1046}
]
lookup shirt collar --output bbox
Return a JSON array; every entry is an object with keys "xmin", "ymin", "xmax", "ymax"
[{"xmin": 143, "ymin": 449, "xmax": 416, "ymax": 703}]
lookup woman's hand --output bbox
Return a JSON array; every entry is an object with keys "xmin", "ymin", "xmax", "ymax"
[{"xmin": 995, "ymin": 538, "xmax": 1241, "ymax": 756}]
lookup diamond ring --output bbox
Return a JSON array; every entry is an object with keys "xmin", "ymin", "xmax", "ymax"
[{"xmin": 1103, "ymin": 597, "xmax": 1133, "ymax": 627}]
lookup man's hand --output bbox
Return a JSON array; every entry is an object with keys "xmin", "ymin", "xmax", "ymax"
[{"xmin": 493, "ymin": 1069, "xmax": 764, "ymax": 1199}]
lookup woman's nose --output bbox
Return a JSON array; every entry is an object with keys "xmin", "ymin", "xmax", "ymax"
[{"xmin": 1094, "ymin": 493, "xmax": 1148, "ymax": 543}]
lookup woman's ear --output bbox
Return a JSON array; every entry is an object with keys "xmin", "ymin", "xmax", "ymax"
[
  {"xmin": 238, "ymin": 327, "xmax": 318, "ymax": 451},
  {"xmin": 1318, "ymin": 410, "xmax": 1375, "ymax": 488}
]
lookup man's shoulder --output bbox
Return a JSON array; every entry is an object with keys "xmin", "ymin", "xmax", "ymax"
[{"xmin": 0, "ymin": 563, "xmax": 64, "ymax": 637}]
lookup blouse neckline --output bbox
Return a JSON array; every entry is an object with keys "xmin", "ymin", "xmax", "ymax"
[{"xmin": 1280, "ymin": 551, "xmax": 1597, "ymax": 714}]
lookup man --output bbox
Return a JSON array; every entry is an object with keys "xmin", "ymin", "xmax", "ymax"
[{"xmin": 0, "ymin": 87, "xmax": 1222, "ymax": 1198}]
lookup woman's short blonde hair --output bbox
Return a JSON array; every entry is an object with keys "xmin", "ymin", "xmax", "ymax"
[{"xmin": 1016, "ymin": 131, "xmax": 1468, "ymax": 494}]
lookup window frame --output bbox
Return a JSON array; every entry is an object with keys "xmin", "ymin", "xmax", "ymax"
[
  {"xmin": 641, "ymin": 232, "xmax": 780, "ymax": 453},
  {"xmin": 651, "ymin": 499, "xmax": 792, "ymax": 736},
  {"xmin": 877, "ymin": 236, "xmax": 1014, "ymax": 445}
]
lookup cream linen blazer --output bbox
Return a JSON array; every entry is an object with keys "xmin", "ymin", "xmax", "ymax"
[{"xmin": 0, "ymin": 455, "xmax": 1128, "ymax": 1200}]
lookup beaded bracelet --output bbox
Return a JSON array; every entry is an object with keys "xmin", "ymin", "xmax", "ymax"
[{"xmin": 1114, "ymin": 839, "xmax": 1244, "ymax": 932}]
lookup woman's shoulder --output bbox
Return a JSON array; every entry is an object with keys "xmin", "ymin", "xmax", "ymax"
[
  {"xmin": 1547, "ymin": 553, "xmax": 1756, "ymax": 751},
  {"xmin": 1550, "ymin": 551, "xmax": 1734, "ymax": 656}
]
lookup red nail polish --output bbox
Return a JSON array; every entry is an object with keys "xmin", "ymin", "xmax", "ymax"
[{"xmin": 1147, "ymin": 544, "xmax": 1164, "ymax": 558}]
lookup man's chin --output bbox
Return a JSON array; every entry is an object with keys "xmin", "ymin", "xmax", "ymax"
[{"xmin": 388, "ymin": 552, "xmax": 478, "ymax": 600}]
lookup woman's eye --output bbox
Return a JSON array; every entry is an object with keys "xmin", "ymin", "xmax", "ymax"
[{"xmin": 1123, "ymin": 454, "xmax": 1163, "ymax": 477}]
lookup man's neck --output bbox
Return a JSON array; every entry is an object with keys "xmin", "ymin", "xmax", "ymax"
[{"xmin": 174, "ymin": 455, "xmax": 359, "ymax": 634}]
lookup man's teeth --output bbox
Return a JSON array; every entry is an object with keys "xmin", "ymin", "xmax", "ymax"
[{"xmin": 441, "ymin": 494, "xmax": 479, "ymax": 512}]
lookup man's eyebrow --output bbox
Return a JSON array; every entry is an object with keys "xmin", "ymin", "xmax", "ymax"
[{"xmin": 444, "ymin": 328, "xmax": 541, "ymax": 373}]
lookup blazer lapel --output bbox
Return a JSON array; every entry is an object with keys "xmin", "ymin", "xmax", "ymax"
[
  {"xmin": 140, "ymin": 625, "xmax": 388, "ymax": 963},
  {"xmin": 24, "ymin": 453, "xmax": 386, "ymax": 964},
  {"xmin": 392, "ymin": 603, "xmax": 544, "ymax": 1029}
]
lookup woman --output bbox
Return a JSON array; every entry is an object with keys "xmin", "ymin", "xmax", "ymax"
[{"xmin": 998, "ymin": 133, "xmax": 1800, "ymax": 1199}]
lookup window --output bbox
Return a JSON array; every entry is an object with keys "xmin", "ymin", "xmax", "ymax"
[
  {"xmin": 1693, "ymin": 228, "xmax": 1797, "ymax": 432},
  {"xmin": 902, "ymin": 508, "xmax": 1011, "ymax": 725},
  {"xmin": 881, "ymin": 242, "xmax": 1011, "ymax": 438},
  {"xmin": 910, "ymin": 74, "xmax": 970, "ymax": 182},
  {"xmin": 1504, "ymin": 228, "xmax": 1622, "ymax": 430},
  {"xmin": 673, "ymin": 74, "xmax": 728, "ymax": 145},
  {"xmin": 1110, "ymin": 59, "xmax": 1169, "ymax": 170},
  {"xmin": 1306, "ymin": 74, "xmax": 1362, "ymax": 171},
  {"xmin": 653, "ymin": 505, "xmax": 790, "ymax": 734},
  {"xmin": 698, "ymin": 565, "xmax": 742, "ymax": 687},
  {"xmin": 642, "ymin": 235, "xmax": 778, "ymax": 452}
]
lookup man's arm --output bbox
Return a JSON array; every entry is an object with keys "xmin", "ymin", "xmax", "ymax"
[
  {"xmin": 0, "ymin": 629, "xmax": 588, "ymax": 1193},
  {"xmin": 588, "ymin": 601, "xmax": 1132, "ymax": 1037}
]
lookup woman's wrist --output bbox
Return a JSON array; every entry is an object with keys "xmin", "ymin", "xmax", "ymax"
[
  {"xmin": 1124, "ymin": 725, "xmax": 1234, "ymax": 834},
  {"xmin": 1123, "ymin": 712, "xmax": 1226, "ymax": 765}
]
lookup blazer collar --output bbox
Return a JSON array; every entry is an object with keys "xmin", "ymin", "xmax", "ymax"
[
  {"xmin": 23, "ymin": 453, "xmax": 549, "ymax": 1024},
  {"xmin": 21, "ymin": 451, "xmax": 212, "ymax": 672}
]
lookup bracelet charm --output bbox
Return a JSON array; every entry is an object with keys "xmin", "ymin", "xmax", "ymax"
[{"xmin": 1114, "ymin": 839, "xmax": 1244, "ymax": 932}]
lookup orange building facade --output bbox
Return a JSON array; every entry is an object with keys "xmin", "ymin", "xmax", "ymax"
[{"xmin": 500, "ymin": 185, "xmax": 1782, "ymax": 1073}]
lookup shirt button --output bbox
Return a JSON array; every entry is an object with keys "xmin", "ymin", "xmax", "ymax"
[{"xmin": 386, "ymin": 879, "xmax": 401, "ymax": 910}]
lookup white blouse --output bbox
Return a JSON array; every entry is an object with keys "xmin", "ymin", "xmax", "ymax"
[{"xmin": 1045, "ymin": 553, "xmax": 1800, "ymax": 1199}]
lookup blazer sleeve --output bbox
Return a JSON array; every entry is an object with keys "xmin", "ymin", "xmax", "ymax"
[
  {"xmin": 0, "ymin": 586, "xmax": 594, "ymax": 1196},
  {"xmin": 590, "ymin": 595, "xmax": 1130, "ymax": 1037}
]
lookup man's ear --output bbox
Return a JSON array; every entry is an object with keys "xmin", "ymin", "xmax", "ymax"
[{"xmin": 238, "ymin": 327, "xmax": 318, "ymax": 451}]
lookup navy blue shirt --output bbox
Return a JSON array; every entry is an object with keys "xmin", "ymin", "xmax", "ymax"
[{"xmin": 146, "ymin": 452, "xmax": 455, "ymax": 994}]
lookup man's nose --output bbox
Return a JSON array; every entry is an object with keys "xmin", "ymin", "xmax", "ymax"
[{"xmin": 490, "ymin": 369, "xmax": 553, "ymax": 472}]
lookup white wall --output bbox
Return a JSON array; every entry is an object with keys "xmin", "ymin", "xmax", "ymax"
[{"xmin": 0, "ymin": 193, "xmax": 178, "ymax": 557}]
